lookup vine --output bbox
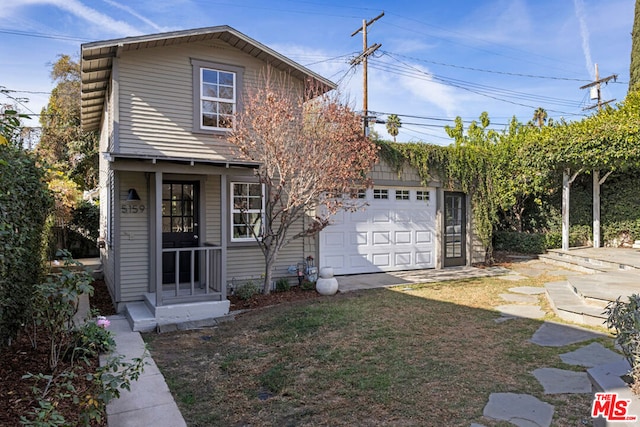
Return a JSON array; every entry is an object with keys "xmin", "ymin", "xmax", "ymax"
[{"xmin": 377, "ymin": 135, "xmax": 497, "ymax": 262}]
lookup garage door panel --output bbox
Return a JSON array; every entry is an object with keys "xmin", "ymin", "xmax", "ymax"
[
  {"xmin": 395, "ymin": 252, "xmax": 412, "ymax": 266},
  {"xmin": 413, "ymin": 210, "xmax": 433, "ymax": 222},
  {"xmin": 350, "ymin": 231, "xmax": 367, "ymax": 245},
  {"xmin": 323, "ymin": 231, "xmax": 345, "ymax": 247},
  {"xmin": 416, "ymin": 251, "xmax": 432, "ymax": 265},
  {"xmin": 349, "ymin": 254, "xmax": 370, "ymax": 268},
  {"xmin": 324, "ymin": 255, "xmax": 345, "ymax": 269},
  {"xmin": 416, "ymin": 231, "xmax": 432, "ymax": 244},
  {"xmin": 395, "ymin": 231, "xmax": 411, "ymax": 244},
  {"xmin": 372, "ymin": 210, "xmax": 391, "ymax": 223},
  {"xmin": 351, "ymin": 210, "xmax": 369, "ymax": 222},
  {"xmin": 372, "ymin": 253, "xmax": 390, "ymax": 267},
  {"xmin": 372, "ymin": 231, "xmax": 390, "ymax": 245},
  {"xmin": 394, "ymin": 211, "xmax": 411, "ymax": 223}
]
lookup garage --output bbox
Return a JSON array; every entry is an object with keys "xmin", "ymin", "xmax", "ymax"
[{"xmin": 319, "ymin": 187, "xmax": 437, "ymax": 275}]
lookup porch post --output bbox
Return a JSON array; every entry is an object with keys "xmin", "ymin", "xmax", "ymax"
[
  {"xmin": 562, "ymin": 169, "xmax": 570, "ymax": 251},
  {"xmin": 593, "ymin": 170, "xmax": 601, "ymax": 248},
  {"xmin": 155, "ymin": 171, "xmax": 163, "ymax": 306},
  {"xmin": 220, "ymin": 173, "xmax": 228, "ymax": 299}
]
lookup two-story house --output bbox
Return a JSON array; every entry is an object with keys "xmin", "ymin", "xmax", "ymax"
[{"xmin": 81, "ymin": 26, "xmax": 481, "ymax": 331}]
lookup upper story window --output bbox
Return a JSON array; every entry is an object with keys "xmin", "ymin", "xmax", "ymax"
[
  {"xmin": 201, "ymin": 68, "xmax": 235, "ymax": 130},
  {"xmin": 192, "ymin": 59, "xmax": 244, "ymax": 134}
]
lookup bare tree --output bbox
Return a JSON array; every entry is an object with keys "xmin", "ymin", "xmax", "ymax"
[{"xmin": 229, "ymin": 72, "xmax": 379, "ymax": 293}]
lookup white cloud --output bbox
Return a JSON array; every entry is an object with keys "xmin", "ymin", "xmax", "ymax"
[
  {"xmin": 101, "ymin": 0, "xmax": 168, "ymax": 33},
  {"xmin": 573, "ymin": 0, "xmax": 594, "ymax": 79},
  {"xmin": 5, "ymin": 0, "xmax": 143, "ymax": 37}
]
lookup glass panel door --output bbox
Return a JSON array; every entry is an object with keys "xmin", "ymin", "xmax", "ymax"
[
  {"xmin": 444, "ymin": 192, "xmax": 466, "ymax": 267},
  {"xmin": 162, "ymin": 181, "xmax": 199, "ymax": 284}
]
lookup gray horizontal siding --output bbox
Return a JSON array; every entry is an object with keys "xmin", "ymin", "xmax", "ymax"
[
  {"xmin": 227, "ymin": 217, "xmax": 305, "ymax": 284},
  {"xmin": 117, "ymin": 40, "xmax": 277, "ymax": 160},
  {"xmin": 204, "ymin": 175, "xmax": 221, "ymax": 245},
  {"xmin": 118, "ymin": 171, "xmax": 150, "ymax": 302}
]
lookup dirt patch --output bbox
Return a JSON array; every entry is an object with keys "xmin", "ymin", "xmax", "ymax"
[
  {"xmin": 0, "ymin": 280, "xmax": 114, "ymax": 427},
  {"xmin": 228, "ymin": 285, "xmax": 323, "ymax": 311}
]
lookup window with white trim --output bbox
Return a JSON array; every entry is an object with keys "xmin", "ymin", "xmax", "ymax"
[
  {"xmin": 416, "ymin": 190, "xmax": 430, "ymax": 201},
  {"xmin": 231, "ymin": 182, "xmax": 263, "ymax": 241},
  {"xmin": 201, "ymin": 68, "xmax": 235, "ymax": 130},
  {"xmin": 395, "ymin": 189, "xmax": 410, "ymax": 200},
  {"xmin": 192, "ymin": 60, "xmax": 243, "ymax": 133},
  {"xmin": 373, "ymin": 189, "xmax": 388, "ymax": 199}
]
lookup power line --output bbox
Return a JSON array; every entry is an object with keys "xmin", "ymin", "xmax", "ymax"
[
  {"xmin": 381, "ymin": 50, "xmax": 592, "ymax": 83},
  {"xmin": 0, "ymin": 28, "xmax": 89, "ymax": 42},
  {"xmin": 370, "ymin": 54, "xmax": 585, "ymax": 116}
]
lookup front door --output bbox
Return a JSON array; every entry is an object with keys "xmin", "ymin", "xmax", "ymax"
[
  {"xmin": 162, "ymin": 181, "xmax": 199, "ymax": 284},
  {"xmin": 444, "ymin": 192, "xmax": 466, "ymax": 267}
]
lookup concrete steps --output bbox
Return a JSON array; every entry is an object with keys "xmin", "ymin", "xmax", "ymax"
[
  {"xmin": 541, "ymin": 251, "xmax": 640, "ymax": 327},
  {"xmin": 539, "ymin": 249, "xmax": 640, "ymax": 273},
  {"xmin": 544, "ymin": 281, "xmax": 609, "ymax": 327},
  {"xmin": 124, "ymin": 294, "xmax": 231, "ymax": 332}
]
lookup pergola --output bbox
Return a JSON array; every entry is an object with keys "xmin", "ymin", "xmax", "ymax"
[{"xmin": 550, "ymin": 92, "xmax": 640, "ymax": 250}]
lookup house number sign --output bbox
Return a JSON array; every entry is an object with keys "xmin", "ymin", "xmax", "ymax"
[{"xmin": 121, "ymin": 204, "xmax": 146, "ymax": 214}]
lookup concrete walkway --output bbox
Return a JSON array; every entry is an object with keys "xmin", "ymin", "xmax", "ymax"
[{"xmin": 102, "ymin": 316, "xmax": 187, "ymax": 427}]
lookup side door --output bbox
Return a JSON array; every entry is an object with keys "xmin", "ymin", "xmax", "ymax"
[{"xmin": 444, "ymin": 192, "xmax": 466, "ymax": 267}]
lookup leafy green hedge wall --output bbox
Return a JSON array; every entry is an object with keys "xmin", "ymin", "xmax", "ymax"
[
  {"xmin": 561, "ymin": 172, "xmax": 640, "ymax": 246},
  {"xmin": 0, "ymin": 144, "xmax": 52, "ymax": 346}
]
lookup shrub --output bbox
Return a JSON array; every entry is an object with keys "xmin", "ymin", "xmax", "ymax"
[
  {"xmin": 235, "ymin": 280, "xmax": 260, "ymax": 300},
  {"xmin": 30, "ymin": 250, "xmax": 94, "ymax": 370},
  {"xmin": 300, "ymin": 280, "xmax": 316, "ymax": 291},
  {"xmin": 0, "ymin": 143, "xmax": 53, "ymax": 347},
  {"xmin": 493, "ymin": 231, "xmax": 547, "ymax": 254},
  {"xmin": 275, "ymin": 278, "xmax": 291, "ymax": 293},
  {"xmin": 604, "ymin": 294, "xmax": 640, "ymax": 392},
  {"xmin": 70, "ymin": 317, "xmax": 115, "ymax": 360}
]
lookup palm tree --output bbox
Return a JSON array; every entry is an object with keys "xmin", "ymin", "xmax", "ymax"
[
  {"xmin": 386, "ymin": 114, "xmax": 401, "ymax": 142},
  {"xmin": 532, "ymin": 107, "xmax": 548, "ymax": 128}
]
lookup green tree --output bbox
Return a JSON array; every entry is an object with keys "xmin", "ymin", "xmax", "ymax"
[
  {"xmin": 630, "ymin": 0, "xmax": 640, "ymax": 93},
  {"xmin": 532, "ymin": 107, "xmax": 547, "ymax": 128},
  {"xmin": 386, "ymin": 114, "xmax": 401, "ymax": 142},
  {"xmin": 36, "ymin": 55, "xmax": 98, "ymax": 190}
]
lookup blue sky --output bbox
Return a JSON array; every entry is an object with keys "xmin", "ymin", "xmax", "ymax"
[{"xmin": 0, "ymin": 0, "xmax": 634, "ymax": 144}]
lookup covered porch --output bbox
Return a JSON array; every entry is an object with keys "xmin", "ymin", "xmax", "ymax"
[{"xmin": 108, "ymin": 154, "xmax": 259, "ymax": 331}]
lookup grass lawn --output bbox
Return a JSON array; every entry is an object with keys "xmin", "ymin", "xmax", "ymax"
[{"xmin": 144, "ymin": 274, "xmax": 611, "ymax": 426}]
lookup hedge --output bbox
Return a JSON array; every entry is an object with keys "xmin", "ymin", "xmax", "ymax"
[{"xmin": 0, "ymin": 144, "xmax": 52, "ymax": 346}]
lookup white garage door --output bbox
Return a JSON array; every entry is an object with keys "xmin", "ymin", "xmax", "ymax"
[{"xmin": 319, "ymin": 187, "xmax": 436, "ymax": 275}]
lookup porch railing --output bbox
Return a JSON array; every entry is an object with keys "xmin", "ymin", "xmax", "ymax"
[{"xmin": 159, "ymin": 245, "xmax": 224, "ymax": 306}]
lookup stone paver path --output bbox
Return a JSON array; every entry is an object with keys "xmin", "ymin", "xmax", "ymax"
[
  {"xmin": 531, "ymin": 368, "xmax": 592, "ymax": 394},
  {"xmin": 559, "ymin": 342, "xmax": 624, "ymax": 367},
  {"xmin": 495, "ymin": 304, "xmax": 546, "ymax": 319},
  {"xmin": 530, "ymin": 321, "xmax": 605, "ymax": 347},
  {"xmin": 483, "ymin": 392, "xmax": 555, "ymax": 427},
  {"xmin": 481, "ymin": 259, "xmax": 620, "ymax": 426}
]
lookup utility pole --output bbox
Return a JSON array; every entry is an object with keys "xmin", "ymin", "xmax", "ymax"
[
  {"xmin": 580, "ymin": 63, "xmax": 618, "ymax": 111},
  {"xmin": 579, "ymin": 63, "xmax": 618, "ymax": 249},
  {"xmin": 350, "ymin": 11, "xmax": 384, "ymax": 136}
]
